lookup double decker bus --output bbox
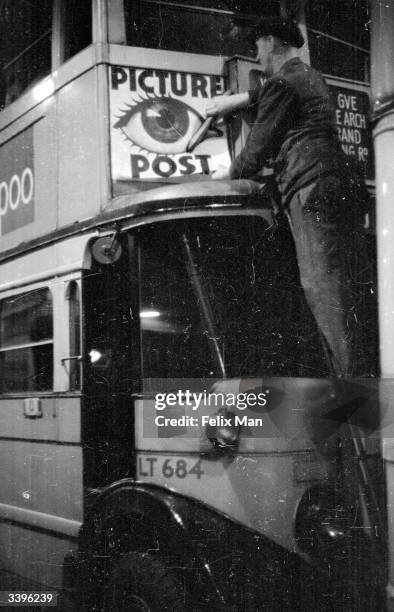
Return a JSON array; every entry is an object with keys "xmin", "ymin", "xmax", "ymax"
[{"xmin": 0, "ymin": 1, "xmax": 386, "ymax": 610}]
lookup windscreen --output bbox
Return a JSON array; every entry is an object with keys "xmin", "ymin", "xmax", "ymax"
[{"xmin": 138, "ymin": 216, "xmax": 330, "ymax": 379}]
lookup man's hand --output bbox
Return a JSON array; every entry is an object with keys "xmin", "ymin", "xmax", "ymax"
[
  {"xmin": 211, "ymin": 166, "xmax": 230, "ymax": 180},
  {"xmin": 206, "ymin": 92, "xmax": 250, "ymax": 118},
  {"xmin": 206, "ymin": 95, "xmax": 234, "ymax": 117}
]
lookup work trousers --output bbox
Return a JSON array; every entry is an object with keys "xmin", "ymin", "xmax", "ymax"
[{"xmin": 285, "ymin": 174, "xmax": 377, "ymax": 378}]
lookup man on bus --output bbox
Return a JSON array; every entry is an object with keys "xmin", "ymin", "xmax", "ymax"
[{"xmin": 208, "ymin": 17, "xmax": 373, "ymax": 378}]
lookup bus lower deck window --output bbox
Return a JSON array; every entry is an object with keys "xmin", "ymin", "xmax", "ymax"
[{"xmin": 0, "ymin": 288, "xmax": 53, "ymax": 393}]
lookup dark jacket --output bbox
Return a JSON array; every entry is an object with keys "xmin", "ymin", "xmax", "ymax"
[{"xmin": 229, "ymin": 57, "xmax": 348, "ymax": 203}]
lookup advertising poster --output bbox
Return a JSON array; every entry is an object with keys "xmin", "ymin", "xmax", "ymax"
[
  {"xmin": 110, "ymin": 65, "xmax": 231, "ymax": 191},
  {"xmin": 0, "ymin": 128, "xmax": 34, "ymax": 236}
]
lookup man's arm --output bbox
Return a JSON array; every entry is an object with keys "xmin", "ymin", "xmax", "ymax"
[
  {"xmin": 229, "ymin": 77, "xmax": 298, "ymax": 179},
  {"xmin": 206, "ymin": 92, "xmax": 250, "ymax": 117}
]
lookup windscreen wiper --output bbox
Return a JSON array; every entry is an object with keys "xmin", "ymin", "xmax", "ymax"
[{"xmin": 182, "ymin": 233, "xmax": 226, "ymax": 378}]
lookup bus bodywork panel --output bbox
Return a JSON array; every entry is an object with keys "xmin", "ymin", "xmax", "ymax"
[
  {"xmin": 0, "ymin": 233, "xmax": 92, "ymax": 289},
  {"xmin": 0, "ymin": 433, "xmax": 82, "ymax": 590},
  {"xmin": 0, "ymin": 438, "xmax": 82, "ymax": 520},
  {"xmin": 0, "ymin": 232, "xmax": 87, "ymax": 592},
  {"xmin": 0, "ymin": 397, "xmax": 80, "ymax": 444},
  {"xmin": 0, "ymin": 523, "xmax": 78, "ymax": 592},
  {"xmin": 0, "ymin": 56, "xmax": 104, "ymax": 255},
  {"xmin": 56, "ymin": 65, "xmax": 105, "ymax": 228}
]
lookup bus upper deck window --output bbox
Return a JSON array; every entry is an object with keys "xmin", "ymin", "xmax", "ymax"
[
  {"xmin": 305, "ymin": 0, "xmax": 370, "ymax": 83},
  {"xmin": 0, "ymin": 0, "xmax": 53, "ymax": 108},
  {"xmin": 0, "ymin": 288, "xmax": 53, "ymax": 393},
  {"xmin": 124, "ymin": 1, "xmax": 280, "ymax": 57},
  {"xmin": 63, "ymin": 0, "xmax": 92, "ymax": 62}
]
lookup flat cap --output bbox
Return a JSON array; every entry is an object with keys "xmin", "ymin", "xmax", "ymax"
[{"xmin": 249, "ymin": 17, "xmax": 304, "ymax": 48}]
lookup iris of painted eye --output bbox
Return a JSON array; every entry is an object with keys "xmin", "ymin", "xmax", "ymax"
[
  {"xmin": 114, "ymin": 97, "xmax": 204, "ymax": 154},
  {"xmin": 142, "ymin": 99, "xmax": 191, "ymax": 143}
]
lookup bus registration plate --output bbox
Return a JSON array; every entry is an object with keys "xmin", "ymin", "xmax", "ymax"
[{"xmin": 137, "ymin": 456, "xmax": 204, "ymax": 480}]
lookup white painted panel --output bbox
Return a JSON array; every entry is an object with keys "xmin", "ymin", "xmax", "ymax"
[
  {"xmin": 57, "ymin": 69, "xmax": 104, "ymax": 226},
  {"xmin": 0, "ymin": 397, "xmax": 81, "ymax": 443},
  {"xmin": 0, "ymin": 522, "xmax": 78, "ymax": 589},
  {"xmin": 0, "ymin": 440, "xmax": 83, "ymax": 521},
  {"xmin": 0, "ymin": 234, "xmax": 93, "ymax": 290},
  {"xmin": 0, "ymin": 399, "xmax": 57, "ymax": 441}
]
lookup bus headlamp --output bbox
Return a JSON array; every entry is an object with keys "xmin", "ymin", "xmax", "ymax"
[
  {"xmin": 206, "ymin": 409, "xmax": 240, "ymax": 452},
  {"xmin": 92, "ymin": 234, "xmax": 122, "ymax": 264}
]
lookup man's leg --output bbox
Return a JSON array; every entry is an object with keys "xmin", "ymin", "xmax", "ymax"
[{"xmin": 286, "ymin": 175, "xmax": 376, "ymax": 378}]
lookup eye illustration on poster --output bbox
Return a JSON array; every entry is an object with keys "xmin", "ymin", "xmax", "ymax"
[
  {"xmin": 110, "ymin": 66, "xmax": 231, "ymax": 187},
  {"xmin": 115, "ymin": 96, "xmax": 210, "ymax": 154}
]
